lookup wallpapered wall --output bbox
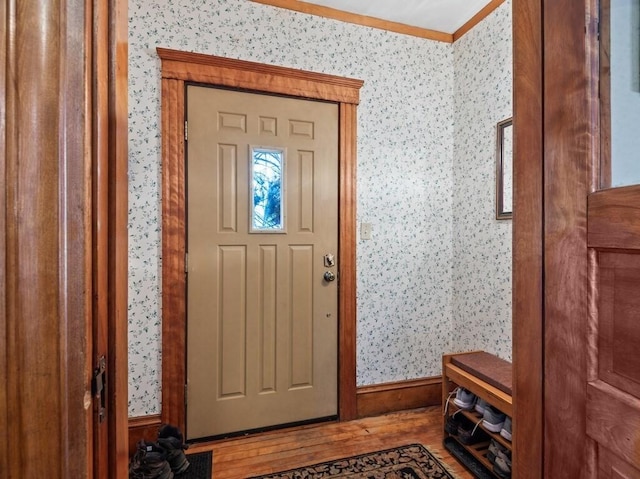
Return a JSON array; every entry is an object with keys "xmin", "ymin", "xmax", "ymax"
[
  {"xmin": 451, "ymin": 1, "xmax": 513, "ymax": 359},
  {"xmin": 128, "ymin": 0, "xmax": 512, "ymax": 417}
]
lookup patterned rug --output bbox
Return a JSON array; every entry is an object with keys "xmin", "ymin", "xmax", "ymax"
[{"xmin": 248, "ymin": 443, "xmax": 459, "ymax": 479}]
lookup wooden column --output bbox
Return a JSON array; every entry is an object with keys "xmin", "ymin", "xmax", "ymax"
[
  {"xmin": 1, "ymin": 0, "xmax": 91, "ymax": 477},
  {"xmin": 1, "ymin": 0, "xmax": 128, "ymax": 477},
  {"xmin": 512, "ymin": 0, "xmax": 544, "ymax": 477}
]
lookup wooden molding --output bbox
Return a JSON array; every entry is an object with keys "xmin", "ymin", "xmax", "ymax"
[
  {"xmin": 512, "ymin": 0, "xmax": 543, "ymax": 477},
  {"xmin": 356, "ymin": 377, "xmax": 442, "ymax": 419},
  {"xmin": 159, "ymin": 49, "xmax": 362, "ymax": 434},
  {"xmin": 128, "ymin": 415, "xmax": 163, "ymax": 456},
  {"xmin": 157, "ymin": 48, "xmax": 363, "ymax": 105},
  {"xmin": 453, "ymin": 0, "xmax": 507, "ymax": 42},
  {"xmin": 542, "ymin": 0, "xmax": 599, "ymax": 476},
  {"xmin": 250, "ymin": 0, "xmax": 453, "ymax": 43},
  {"xmin": 250, "ymin": 0, "xmax": 507, "ymax": 44}
]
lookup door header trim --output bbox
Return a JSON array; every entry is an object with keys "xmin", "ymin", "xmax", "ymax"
[{"xmin": 157, "ymin": 47, "xmax": 364, "ymax": 104}]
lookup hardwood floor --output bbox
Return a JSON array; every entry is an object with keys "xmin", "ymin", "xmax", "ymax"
[{"xmin": 186, "ymin": 407, "xmax": 474, "ymax": 478}]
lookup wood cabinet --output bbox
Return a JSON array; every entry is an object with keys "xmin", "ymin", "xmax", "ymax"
[{"xmin": 442, "ymin": 352, "xmax": 512, "ymax": 478}]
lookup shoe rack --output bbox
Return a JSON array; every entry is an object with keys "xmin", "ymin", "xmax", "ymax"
[{"xmin": 442, "ymin": 351, "xmax": 512, "ymax": 478}]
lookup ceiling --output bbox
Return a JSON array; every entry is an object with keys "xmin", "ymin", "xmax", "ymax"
[{"xmin": 300, "ymin": 0, "xmax": 494, "ymax": 34}]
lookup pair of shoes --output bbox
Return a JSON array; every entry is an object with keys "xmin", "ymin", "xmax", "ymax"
[
  {"xmin": 157, "ymin": 424, "xmax": 190, "ymax": 475},
  {"xmin": 482, "ymin": 405, "xmax": 506, "ymax": 433},
  {"xmin": 129, "ymin": 441, "xmax": 174, "ymax": 479},
  {"xmin": 456, "ymin": 414, "xmax": 487, "ymax": 445},
  {"xmin": 474, "ymin": 397, "xmax": 489, "ymax": 415},
  {"xmin": 453, "ymin": 388, "xmax": 476, "ymax": 410},
  {"xmin": 487, "ymin": 439, "xmax": 512, "ymax": 478},
  {"xmin": 445, "ymin": 411, "xmax": 463, "ymax": 435},
  {"xmin": 129, "ymin": 424, "xmax": 190, "ymax": 479},
  {"xmin": 486, "ymin": 438, "xmax": 509, "ymax": 463},
  {"xmin": 500, "ymin": 416, "xmax": 512, "ymax": 441},
  {"xmin": 494, "ymin": 454, "xmax": 512, "ymax": 479}
]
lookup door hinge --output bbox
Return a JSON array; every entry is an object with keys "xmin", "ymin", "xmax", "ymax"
[
  {"xmin": 185, "ymin": 252, "xmax": 188, "ymax": 273},
  {"xmin": 184, "ymin": 121, "xmax": 188, "ymax": 141},
  {"xmin": 92, "ymin": 355, "xmax": 107, "ymax": 423},
  {"xmin": 184, "ymin": 384, "xmax": 188, "ymax": 407}
]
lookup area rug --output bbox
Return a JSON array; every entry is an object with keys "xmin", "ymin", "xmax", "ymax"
[{"xmin": 249, "ymin": 443, "xmax": 459, "ymax": 479}]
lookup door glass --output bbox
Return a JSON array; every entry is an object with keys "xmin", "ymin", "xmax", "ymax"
[
  {"xmin": 607, "ymin": 0, "xmax": 640, "ymax": 187},
  {"xmin": 250, "ymin": 146, "xmax": 285, "ymax": 232}
]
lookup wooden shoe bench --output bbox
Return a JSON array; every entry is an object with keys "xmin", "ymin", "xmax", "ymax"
[{"xmin": 442, "ymin": 351, "xmax": 512, "ymax": 478}]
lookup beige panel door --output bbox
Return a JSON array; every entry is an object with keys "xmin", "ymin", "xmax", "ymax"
[{"xmin": 185, "ymin": 85, "xmax": 339, "ymax": 439}]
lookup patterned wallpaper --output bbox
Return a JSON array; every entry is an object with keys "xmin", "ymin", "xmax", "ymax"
[
  {"xmin": 128, "ymin": 0, "xmax": 512, "ymax": 416},
  {"xmin": 451, "ymin": 0, "xmax": 513, "ymax": 360}
]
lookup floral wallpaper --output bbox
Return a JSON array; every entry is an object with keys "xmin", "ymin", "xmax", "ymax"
[
  {"xmin": 451, "ymin": 0, "xmax": 513, "ymax": 360},
  {"xmin": 128, "ymin": 0, "xmax": 512, "ymax": 416}
]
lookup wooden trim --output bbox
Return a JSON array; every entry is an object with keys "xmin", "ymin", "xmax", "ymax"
[
  {"xmin": 92, "ymin": 0, "xmax": 130, "ymax": 476},
  {"xmin": 588, "ymin": 186, "xmax": 640, "ymax": 250},
  {"xmin": 108, "ymin": 0, "xmax": 130, "ymax": 475},
  {"xmin": 453, "ymin": 0, "xmax": 507, "ymax": 42},
  {"xmin": 599, "ymin": 0, "xmax": 611, "ymax": 188},
  {"xmin": 128, "ymin": 415, "xmax": 163, "ymax": 456},
  {"xmin": 338, "ymin": 102, "xmax": 358, "ymax": 421},
  {"xmin": 160, "ymin": 77, "xmax": 187, "ymax": 429},
  {"xmin": 512, "ymin": 0, "xmax": 543, "ymax": 477},
  {"xmin": 157, "ymin": 48, "xmax": 363, "ymax": 105},
  {"xmin": 93, "ymin": 0, "xmax": 111, "ymax": 475},
  {"xmin": 0, "ymin": 1, "xmax": 7, "ymax": 475},
  {"xmin": 3, "ymin": 1, "xmax": 91, "ymax": 476},
  {"xmin": 160, "ymin": 50, "xmax": 362, "ymax": 434},
  {"xmin": 543, "ymin": 0, "xmax": 599, "ymax": 476},
  {"xmin": 356, "ymin": 377, "xmax": 442, "ymax": 419},
  {"xmin": 249, "ymin": 0, "xmax": 453, "ymax": 43}
]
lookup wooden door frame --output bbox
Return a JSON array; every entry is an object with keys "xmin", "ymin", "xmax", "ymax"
[
  {"xmin": 513, "ymin": 0, "xmax": 601, "ymax": 477},
  {"xmin": 512, "ymin": 0, "xmax": 543, "ymax": 477},
  {"xmin": 1, "ymin": 0, "xmax": 128, "ymax": 477},
  {"xmin": 157, "ymin": 47, "xmax": 363, "ymax": 432}
]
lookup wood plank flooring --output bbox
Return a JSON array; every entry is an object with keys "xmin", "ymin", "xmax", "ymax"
[{"xmin": 187, "ymin": 407, "xmax": 473, "ymax": 478}]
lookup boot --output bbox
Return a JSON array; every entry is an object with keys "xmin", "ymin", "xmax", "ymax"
[
  {"xmin": 129, "ymin": 440, "xmax": 174, "ymax": 479},
  {"xmin": 157, "ymin": 424, "xmax": 190, "ymax": 475}
]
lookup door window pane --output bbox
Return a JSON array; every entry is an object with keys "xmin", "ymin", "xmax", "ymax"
[
  {"xmin": 250, "ymin": 147, "xmax": 285, "ymax": 232},
  {"xmin": 609, "ymin": 0, "xmax": 640, "ymax": 187}
]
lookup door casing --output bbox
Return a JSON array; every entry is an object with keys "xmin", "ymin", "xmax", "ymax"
[{"xmin": 158, "ymin": 48, "xmax": 363, "ymax": 432}]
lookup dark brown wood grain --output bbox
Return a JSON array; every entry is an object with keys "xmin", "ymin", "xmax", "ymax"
[
  {"xmin": 588, "ymin": 186, "xmax": 640, "ymax": 250},
  {"xmin": 512, "ymin": 0, "xmax": 544, "ymax": 477},
  {"xmin": 2, "ymin": 1, "xmax": 128, "ymax": 477},
  {"xmin": 159, "ymin": 51, "xmax": 363, "ymax": 434},
  {"xmin": 2, "ymin": 0, "xmax": 91, "ymax": 476},
  {"xmin": 543, "ymin": 0, "xmax": 599, "ymax": 477},
  {"xmin": 599, "ymin": 0, "xmax": 611, "ymax": 188}
]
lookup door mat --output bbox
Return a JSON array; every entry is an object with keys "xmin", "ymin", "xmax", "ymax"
[
  {"xmin": 176, "ymin": 451, "xmax": 212, "ymax": 479},
  {"xmin": 248, "ymin": 443, "xmax": 460, "ymax": 479}
]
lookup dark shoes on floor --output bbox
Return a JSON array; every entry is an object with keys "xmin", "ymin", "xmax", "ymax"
[
  {"xmin": 129, "ymin": 440, "xmax": 174, "ymax": 479},
  {"xmin": 158, "ymin": 424, "xmax": 191, "ymax": 475},
  {"xmin": 129, "ymin": 424, "xmax": 190, "ymax": 479}
]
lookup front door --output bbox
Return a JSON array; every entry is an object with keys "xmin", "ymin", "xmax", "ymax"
[{"xmin": 185, "ymin": 85, "xmax": 339, "ymax": 439}]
